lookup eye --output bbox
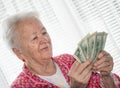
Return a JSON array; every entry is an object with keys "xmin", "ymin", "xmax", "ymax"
[
  {"xmin": 42, "ymin": 31, "xmax": 47, "ymax": 35},
  {"xmin": 33, "ymin": 36, "xmax": 38, "ymax": 40}
]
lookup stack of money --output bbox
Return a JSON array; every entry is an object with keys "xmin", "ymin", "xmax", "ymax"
[{"xmin": 74, "ymin": 32, "xmax": 108, "ymax": 63}]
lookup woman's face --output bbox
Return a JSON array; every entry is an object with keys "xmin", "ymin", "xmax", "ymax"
[{"xmin": 15, "ymin": 18, "xmax": 52, "ymax": 64}]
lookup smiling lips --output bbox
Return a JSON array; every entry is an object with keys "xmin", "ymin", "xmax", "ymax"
[{"xmin": 40, "ymin": 45, "xmax": 49, "ymax": 51}]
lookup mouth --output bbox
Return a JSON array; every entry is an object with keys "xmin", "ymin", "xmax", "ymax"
[{"xmin": 40, "ymin": 46, "xmax": 49, "ymax": 51}]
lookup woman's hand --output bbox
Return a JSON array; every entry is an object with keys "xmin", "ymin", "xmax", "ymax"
[
  {"xmin": 68, "ymin": 59, "xmax": 92, "ymax": 88},
  {"xmin": 93, "ymin": 50, "xmax": 113, "ymax": 76},
  {"xmin": 93, "ymin": 50, "xmax": 116, "ymax": 88}
]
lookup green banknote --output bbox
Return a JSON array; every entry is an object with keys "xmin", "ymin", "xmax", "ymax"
[
  {"xmin": 74, "ymin": 47, "xmax": 86, "ymax": 62},
  {"xmin": 78, "ymin": 34, "xmax": 90, "ymax": 59},
  {"xmin": 92, "ymin": 32, "xmax": 103, "ymax": 62},
  {"xmin": 88, "ymin": 32, "xmax": 97, "ymax": 61},
  {"xmin": 74, "ymin": 32, "xmax": 107, "ymax": 63}
]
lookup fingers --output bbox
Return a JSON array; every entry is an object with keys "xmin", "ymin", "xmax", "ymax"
[
  {"xmin": 94, "ymin": 55, "xmax": 110, "ymax": 68},
  {"xmin": 80, "ymin": 63, "xmax": 92, "ymax": 77},
  {"xmin": 68, "ymin": 59, "xmax": 92, "ymax": 84},
  {"xmin": 78, "ymin": 64, "xmax": 92, "ymax": 83},
  {"xmin": 78, "ymin": 59, "xmax": 91, "ymax": 74},
  {"xmin": 94, "ymin": 62, "xmax": 112, "ymax": 72},
  {"xmin": 69, "ymin": 60, "xmax": 81, "ymax": 73},
  {"xmin": 97, "ymin": 50, "xmax": 109, "ymax": 59},
  {"xmin": 82, "ymin": 70, "xmax": 92, "ymax": 83},
  {"xmin": 93, "ymin": 50, "xmax": 114, "ymax": 76},
  {"xmin": 69, "ymin": 59, "xmax": 91, "ymax": 75},
  {"xmin": 94, "ymin": 50, "xmax": 113, "ymax": 67},
  {"xmin": 69, "ymin": 64, "xmax": 92, "ymax": 84}
]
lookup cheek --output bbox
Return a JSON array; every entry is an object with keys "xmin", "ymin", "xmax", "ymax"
[
  {"xmin": 29, "ymin": 41, "xmax": 41, "ymax": 54},
  {"xmin": 48, "ymin": 37, "xmax": 52, "ymax": 49},
  {"xmin": 26, "ymin": 45, "xmax": 39, "ymax": 58},
  {"xmin": 47, "ymin": 36, "xmax": 52, "ymax": 44},
  {"xmin": 28, "ymin": 43, "xmax": 38, "ymax": 52}
]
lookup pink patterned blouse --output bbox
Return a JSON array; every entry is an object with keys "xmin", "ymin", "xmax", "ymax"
[{"xmin": 11, "ymin": 54, "xmax": 120, "ymax": 88}]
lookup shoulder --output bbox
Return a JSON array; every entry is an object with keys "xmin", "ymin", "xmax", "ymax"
[
  {"xmin": 54, "ymin": 53, "xmax": 75, "ymax": 62},
  {"xmin": 10, "ymin": 72, "xmax": 31, "ymax": 88},
  {"xmin": 53, "ymin": 53, "xmax": 76, "ymax": 68}
]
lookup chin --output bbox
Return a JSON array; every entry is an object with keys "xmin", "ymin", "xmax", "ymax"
[{"xmin": 44, "ymin": 52, "xmax": 52, "ymax": 58}]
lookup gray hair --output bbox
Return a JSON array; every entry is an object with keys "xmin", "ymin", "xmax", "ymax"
[{"xmin": 3, "ymin": 11, "xmax": 40, "ymax": 49}]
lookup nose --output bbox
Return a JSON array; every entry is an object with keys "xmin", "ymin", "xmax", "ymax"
[{"xmin": 39, "ymin": 36, "xmax": 48, "ymax": 45}]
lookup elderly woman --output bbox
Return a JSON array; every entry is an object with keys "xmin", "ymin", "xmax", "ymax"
[{"xmin": 3, "ymin": 12, "xmax": 120, "ymax": 88}]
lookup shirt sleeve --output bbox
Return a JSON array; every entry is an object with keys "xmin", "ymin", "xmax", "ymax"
[
  {"xmin": 99, "ymin": 73, "xmax": 120, "ymax": 88},
  {"xmin": 111, "ymin": 73, "xmax": 120, "ymax": 88}
]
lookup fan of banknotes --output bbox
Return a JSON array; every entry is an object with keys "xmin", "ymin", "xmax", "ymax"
[{"xmin": 73, "ymin": 32, "xmax": 108, "ymax": 63}]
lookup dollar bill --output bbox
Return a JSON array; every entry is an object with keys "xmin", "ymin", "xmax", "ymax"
[
  {"xmin": 93, "ymin": 32, "xmax": 108, "ymax": 62},
  {"xmin": 102, "ymin": 32, "xmax": 108, "ymax": 49},
  {"xmin": 74, "ymin": 31, "xmax": 107, "ymax": 63},
  {"xmin": 92, "ymin": 32, "xmax": 103, "ymax": 62},
  {"xmin": 78, "ymin": 34, "xmax": 90, "ymax": 59},
  {"xmin": 74, "ymin": 48, "xmax": 86, "ymax": 62},
  {"xmin": 88, "ymin": 32, "xmax": 97, "ymax": 60}
]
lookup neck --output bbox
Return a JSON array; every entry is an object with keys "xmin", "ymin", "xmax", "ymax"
[{"xmin": 26, "ymin": 59, "xmax": 56, "ymax": 76}]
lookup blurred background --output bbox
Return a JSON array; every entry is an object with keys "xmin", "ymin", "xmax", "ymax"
[{"xmin": 0, "ymin": 0, "xmax": 120, "ymax": 87}]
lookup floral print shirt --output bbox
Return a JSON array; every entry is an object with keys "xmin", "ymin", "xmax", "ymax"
[{"xmin": 11, "ymin": 54, "xmax": 120, "ymax": 88}]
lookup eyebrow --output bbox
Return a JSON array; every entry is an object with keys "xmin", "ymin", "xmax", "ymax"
[
  {"xmin": 32, "ymin": 27, "xmax": 45, "ymax": 35},
  {"xmin": 42, "ymin": 27, "xmax": 46, "ymax": 30}
]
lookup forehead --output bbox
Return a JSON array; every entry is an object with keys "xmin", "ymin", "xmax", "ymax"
[
  {"xmin": 16, "ymin": 18, "xmax": 44, "ymax": 34},
  {"xmin": 17, "ymin": 18, "xmax": 43, "ymax": 30}
]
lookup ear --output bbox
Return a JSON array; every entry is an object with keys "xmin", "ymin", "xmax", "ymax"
[{"xmin": 12, "ymin": 48, "xmax": 25, "ymax": 62}]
